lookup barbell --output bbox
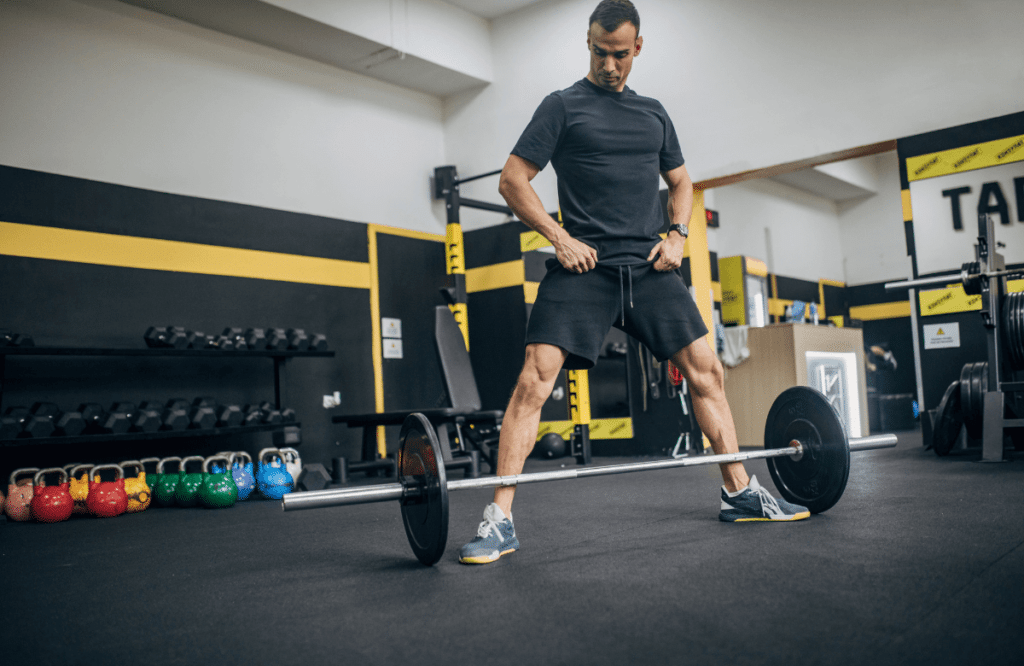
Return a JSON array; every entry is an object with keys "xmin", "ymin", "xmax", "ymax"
[{"xmin": 282, "ymin": 387, "xmax": 898, "ymax": 565}]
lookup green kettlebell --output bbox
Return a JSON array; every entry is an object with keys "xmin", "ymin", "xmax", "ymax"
[
  {"xmin": 153, "ymin": 457, "xmax": 182, "ymax": 507},
  {"xmin": 199, "ymin": 455, "xmax": 238, "ymax": 509},
  {"xmin": 140, "ymin": 457, "xmax": 161, "ymax": 495},
  {"xmin": 174, "ymin": 456, "xmax": 205, "ymax": 507}
]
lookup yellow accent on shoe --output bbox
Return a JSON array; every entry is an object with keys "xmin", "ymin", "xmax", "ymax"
[
  {"xmin": 459, "ymin": 548, "xmax": 518, "ymax": 565},
  {"xmin": 733, "ymin": 511, "xmax": 811, "ymax": 522}
]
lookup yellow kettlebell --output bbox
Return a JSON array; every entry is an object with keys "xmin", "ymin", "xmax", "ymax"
[
  {"xmin": 120, "ymin": 460, "xmax": 152, "ymax": 513},
  {"xmin": 68, "ymin": 464, "xmax": 95, "ymax": 515}
]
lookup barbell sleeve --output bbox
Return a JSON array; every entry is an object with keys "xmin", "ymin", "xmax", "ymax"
[{"xmin": 281, "ymin": 433, "xmax": 897, "ymax": 513}]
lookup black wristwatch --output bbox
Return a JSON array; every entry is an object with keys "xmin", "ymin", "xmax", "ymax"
[{"xmin": 668, "ymin": 224, "xmax": 688, "ymax": 238}]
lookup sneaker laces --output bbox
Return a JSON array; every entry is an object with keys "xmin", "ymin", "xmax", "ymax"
[
  {"xmin": 750, "ymin": 484, "xmax": 784, "ymax": 517},
  {"xmin": 475, "ymin": 517, "xmax": 505, "ymax": 542}
]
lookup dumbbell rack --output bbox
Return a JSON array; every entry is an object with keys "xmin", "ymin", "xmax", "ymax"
[{"xmin": 0, "ymin": 346, "xmax": 334, "ymax": 447}]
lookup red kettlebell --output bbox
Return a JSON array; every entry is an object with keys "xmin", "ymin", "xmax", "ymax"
[
  {"xmin": 86, "ymin": 464, "xmax": 128, "ymax": 518},
  {"xmin": 5, "ymin": 467, "xmax": 40, "ymax": 522},
  {"xmin": 31, "ymin": 468, "xmax": 74, "ymax": 523}
]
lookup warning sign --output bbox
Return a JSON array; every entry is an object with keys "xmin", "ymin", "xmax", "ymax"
[{"xmin": 923, "ymin": 323, "xmax": 960, "ymax": 350}]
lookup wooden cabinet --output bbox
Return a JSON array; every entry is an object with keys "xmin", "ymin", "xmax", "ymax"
[{"xmin": 723, "ymin": 324, "xmax": 869, "ymax": 448}]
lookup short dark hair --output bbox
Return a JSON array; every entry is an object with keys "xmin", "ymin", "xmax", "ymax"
[{"xmin": 589, "ymin": 0, "xmax": 640, "ymax": 36}]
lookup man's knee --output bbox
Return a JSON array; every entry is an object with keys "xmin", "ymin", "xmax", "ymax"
[{"xmin": 512, "ymin": 345, "xmax": 566, "ymax": 407}]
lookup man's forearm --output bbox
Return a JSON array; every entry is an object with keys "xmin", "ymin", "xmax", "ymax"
[
  {"xmin": 499, "ymin": 178, "xmax": 567, "ymax": 244},
  {"xmin": 667, "ymin": 182, "xmax": 694, "ymax": 230}
]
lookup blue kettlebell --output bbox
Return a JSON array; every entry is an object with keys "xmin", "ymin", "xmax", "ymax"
[
  {"xmin": 231, "ymin": 451, "xmax": 256, "ymax": 500},
  {"xmin": 210, "ymin": 451, "xmax": 232, "ymax": 474},
  {"xmin": 256, "ymin": 448, "xmax": 293, "ymax": 499}
]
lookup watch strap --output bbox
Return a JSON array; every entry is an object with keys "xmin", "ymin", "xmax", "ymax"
[{"xmin": 668, "ymin": 224, "xmax": 689, "ymax": 238}]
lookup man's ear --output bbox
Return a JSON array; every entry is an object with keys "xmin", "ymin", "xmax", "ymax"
[{"xmin": 635, "ymin": 35, "xmax": 643, "ymax": 55}]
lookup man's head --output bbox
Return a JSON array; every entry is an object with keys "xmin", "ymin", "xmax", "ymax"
[{"xmin": 586, "ymin": 0, "xmax": 642, "ymax": 93}]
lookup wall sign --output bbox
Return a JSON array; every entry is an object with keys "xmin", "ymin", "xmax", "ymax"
[{"xmin": 922, "ymin": 322, "xmax": 960, "ymax": 350}]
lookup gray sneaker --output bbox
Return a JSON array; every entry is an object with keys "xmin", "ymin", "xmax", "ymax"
[
  {"xmin": 719, "ymin": 475, "xmax": 810, "ymax": 522},
  {"xmin": 458, "ymin": 502, "xmax": 520, "ymax": 564}
]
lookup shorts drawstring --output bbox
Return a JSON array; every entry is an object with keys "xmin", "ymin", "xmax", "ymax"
[{"xmin": 618, "ymin": 266, "xmax": 634, "ymax": 326}]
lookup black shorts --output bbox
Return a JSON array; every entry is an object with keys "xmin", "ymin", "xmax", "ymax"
[{"xmin": 526, "ymin": 259, "xmax": 709, "ymax": 370}]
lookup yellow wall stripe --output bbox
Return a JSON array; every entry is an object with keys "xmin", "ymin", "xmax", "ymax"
[
  {"xmin": 520, "ymin": 230, "xmax": 551, "ymax": 253},
  {"xmin": 523, "ymin": 281, "xmax": 540, "ymax": 304},
  {"xmin": 906, "ymin": 133, "xmax": 1024, "ymax": 182},
  {"xmin": 367, "ymin": 228, "xmax": 386, "ymax": 456},
  {"xmin": 465, "ymin": 259, "xmax": 525, "ymax": 293},
  {"xmin": 537, "ymin": 418, "xmax": 633, "ymax": 440},
  {"xmin": 849, "ymin": 301, "xmax": 911, "ymax": 321},
  {"xmin": 918, "ymin": 285, "xmax": 982, "ymax": 316},
  {"xmin": 901, "ymin": 189, "xmax": 913, "ymax": 222},
  {"xmin": 688, "ymin": 190, "xmax": 715, "ymax": 349},
  {"xmin": 711, "ymin": 281, "xmax": 721, "ymax": 303},
  {"xmin": 369, "ymin": 224, "xmax": 445, "ymax": 243},
  {"xmin": 0, "ymin": 221, "xmax": 371, "ymax": 289}
]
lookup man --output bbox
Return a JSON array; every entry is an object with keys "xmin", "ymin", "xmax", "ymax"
[{"xmin": 459, "ymin": 0, "xmax": 809, "ymax": 566}]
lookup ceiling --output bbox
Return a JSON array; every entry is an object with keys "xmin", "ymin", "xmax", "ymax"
[{"xmin": 444, "ymin": 0, "xmax": 548, "ymax": 20}]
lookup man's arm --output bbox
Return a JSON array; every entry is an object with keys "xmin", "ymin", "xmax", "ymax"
[
  {"xmin": 647, "ymin": 164, "xmax": 693, "ymax": 271},
  {"xmin": 498, "ymin": 154, "xmax": 598, "ymax": 273}
]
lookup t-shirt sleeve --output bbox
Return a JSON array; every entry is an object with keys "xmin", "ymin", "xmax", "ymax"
[
  {"xmin": 510, "ymin": 93, "xmax": 566, "ymax": 171},
  {"xmin": 659, "ymin": 110, "xmax": 685, "ymax": 172}
]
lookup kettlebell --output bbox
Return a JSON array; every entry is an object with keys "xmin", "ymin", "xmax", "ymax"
[
  {"xmin": 153, "ymin": 457, "xmax": 182, "ymax": 507},
  {"xmin": 120, "ymin": 460, "xmax": 152, "ymax": 513},
  {"xmin": 86, "ymin": 464, "xmax": 128, "ymax": 518},
  {"xmin": 5, "ymin": 468, "xmax": 40, "ymax": 521},
  {"xmin": 31, "ymin": 468, "xmax": 74, "ymax": 523},
  {"xmin": 68, "ymin": 464, "xmax": 95, "ymax": 515},
  {"xmin": 175, "ymin": 456, "xmax": 205, "ymax": 507},
  {"xmin": 209, "ymin": 451, "xmax": 233, "ymax": 474},
  {"xmin": 140, "ymin": 457, "xmax": 161, "ymax": 493},
  {"xmin": 199, "ymin": 455, "xmax": 238, "ymax": 509},
  {"xmin": 280, "ymin": 447, "xmax": 302, "ymax": 487},
  {"xmin": 256, "ymin": 448, "xmax": 293, "ymax": 499},
  {"xmin": 230, "ymin": 452, "xmax": 256, "ymax": 501}
]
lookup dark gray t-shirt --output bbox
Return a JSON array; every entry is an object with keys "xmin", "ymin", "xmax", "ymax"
[{"xmin": 511, "ymin": 78, "xmax": 685, "ymax": 266}]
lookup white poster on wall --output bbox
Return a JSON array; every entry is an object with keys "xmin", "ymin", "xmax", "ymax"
[
  {"xmin": 922, "ymin": 322, "xmax": 961, "ymax": 349},
  {"xmin": 909, "ymin": 162, "xmax": 1024, "ymax": 276}
]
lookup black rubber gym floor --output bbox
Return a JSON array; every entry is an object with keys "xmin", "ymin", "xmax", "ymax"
[{"xmin": 2, "ymin": 429, "xmax": 1021, "ymax": 666}]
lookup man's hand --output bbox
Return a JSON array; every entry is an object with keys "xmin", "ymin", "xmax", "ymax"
[
  {"xmin": 553, "ymin": 234, "xmax": 598, "ymax": 273},
  {"xmin": 647, "ymin": 234, "xmax": 686, "ymax": 271}
]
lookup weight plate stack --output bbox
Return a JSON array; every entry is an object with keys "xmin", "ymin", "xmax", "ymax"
[
  {"xmin": 932, "ymin": 380, "xmax": 964, "ymax": 456},
  {"xmin": 961, "ymin": 261, "xmax": 982, "ymax": 296}
]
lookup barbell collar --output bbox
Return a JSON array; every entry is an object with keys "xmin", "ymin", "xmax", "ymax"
[{"xmin": 281, "ymin": 433, "xmax": 897, "ymax": 513}]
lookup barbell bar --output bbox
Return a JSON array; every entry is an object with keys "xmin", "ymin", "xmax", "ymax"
[
  {"xmin": 884, "ymin": 265, "xmax": 1023, "ymax": 292},
  {"xmin": 282, "ymin": 387, "xmax": 899, "ymax": 565}
]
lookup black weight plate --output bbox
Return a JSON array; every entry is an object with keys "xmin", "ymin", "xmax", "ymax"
[
  {"xmin": 932, "ymin": 380, "xmax": 963, "ymax": 456},
  {"xmin": 765, "ymin": 386, "xmax": 850, "ymax": 514},
  {"xmin": 398, "ymin": 413, "xmax": 449, "ymax": 566},
  {"xmin": 1013, "ymin": 293, "xmax": 1023, "ymax": 370},
  {"xmin": 1001, "ymin": 294, "xmax": 1014, "ymax": 369},
  {"xmin": 959, "ymin": 362, "xmax": 974, "ymax": 436},
  {"xmin": 1007, "ymin": 293, "xmax": 1018, "ymax": 369},
  {"xmin": 968, "ymin": 362, "xmax": 988, "ymax": 439}
]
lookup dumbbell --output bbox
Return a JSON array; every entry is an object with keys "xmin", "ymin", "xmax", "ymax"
[
  {"xmin": 79, "ymin": 403, "xmax": 132, "ymax": 434},
  {"xmin": 265, "ymin": 328, "xmax": 288, "ymax": 351},
  {"xmin": 222, "ymin": 328, "xmax": 247, "ymax": 348},
  {"xmin": 204, "ymin": 335, "xmax": 236, "ymax": 351},
  {"xmin": 242, "ymin": 405, "xmax": 264, "ymax": 426},
  {"xmin": 216, "ymin": 404, "xmax": 244, "ymax": 428},
  {"xmin": 259, "ymin": 401, "xmax": 284, "ymax": 424},
  {"xmin": 133, "ymin": 402, "xmax": 163, "ymax": 433},
  {"xmin": 286, "ymin": 329, "xmax": 310, "ymax": 351},
  {"xmin": 0, "ymin": 330, "xmax": 35, "ymax": 347},
  {"xmin": 189, "ymin": 397, "xmax": 218, "ymax": 429},
  {"xmin": 31, "ymin": 402, "xmax": 84, "ymax": 437},
  {"xmin": 309, "ymin": 334, "xmax": 328, "ymax": 351},
  {"xmin": 2, "ymin": 405, "xmax": 56, "ymax": 438},
  {"xmin": 144, "ymin": 327, "xmax": 190, "ymax": 349},
  {"xmin": 281, "ymin": 408, "xmax": 297, "ymax": 423},
  {"xmin": 160, "ymin": 399, "xmax": 191, "ymax": 431},
  {"xmin": 244, "ymin": 328, "xmax": 266, "ymax": 350}
]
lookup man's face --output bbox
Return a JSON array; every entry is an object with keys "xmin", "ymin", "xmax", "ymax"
[{"xmin": 586, "ymin": 21, "xmax": 642, "ymax": 92}]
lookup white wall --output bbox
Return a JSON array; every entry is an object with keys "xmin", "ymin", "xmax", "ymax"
[
  {"xmin": 446, "ymin": 0, "xmax": 1024, "ymax": 230},
  {"xmin": 706, "ymin": 179, "xmax": 846, "ymax": 284},
  {"xmin": 0, "ymin": 0, "xmax": 448, "ymax": 234},
  {"xmin": 838, "ymin": 152, "xmax": 912, "ymax": 285}
]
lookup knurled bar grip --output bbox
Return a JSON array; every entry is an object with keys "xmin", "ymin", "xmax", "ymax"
[{"xmin": 281, "ymin": 433, "xmax": 897, "ymax": 512}]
